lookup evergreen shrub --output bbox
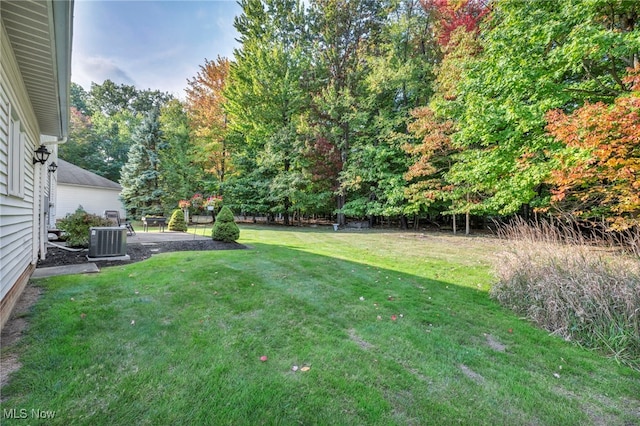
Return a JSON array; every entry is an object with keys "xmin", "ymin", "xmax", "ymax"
[
  {"xmin": 212, "ymin": 206, "xmax": 240, "ymax": 242},
  {"xmin": 168, "ymin": 209, "xmax": 187, "ymax": 232}
]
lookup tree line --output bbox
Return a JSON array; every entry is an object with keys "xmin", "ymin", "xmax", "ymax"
[{"xmin": 63, "ymin": 0, "xmax": 639, "ymax": 230}]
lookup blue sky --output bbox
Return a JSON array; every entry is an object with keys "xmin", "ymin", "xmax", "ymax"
[{"xmin": 72, "ymin": 0, "xmax": 242, "ymax": 98}]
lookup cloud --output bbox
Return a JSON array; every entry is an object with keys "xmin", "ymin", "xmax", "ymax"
[{"xmin": 73, "ymin": 56, "xmax": 136, "ymax": 89}]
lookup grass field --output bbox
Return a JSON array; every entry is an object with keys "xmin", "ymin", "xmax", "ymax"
[{"xmin": 1, "ymin": 226, "xmax": 639, "ymax": 425}]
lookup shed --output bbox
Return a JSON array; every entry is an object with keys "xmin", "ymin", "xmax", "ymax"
[{"xmin": 55, "ymin": 159, "xmax": 125, "ymax": 221}]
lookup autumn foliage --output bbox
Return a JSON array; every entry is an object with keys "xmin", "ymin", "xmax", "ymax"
[
  {"xmin": 305, "ymin": 136, "xmax": 342, "ymax": 191},
  {"xmin": 420, "ymin": 0, "xmax": 490, "ymax": 48},
  {"xmin": 185, "ymin": 56, "xmax": 231, "ymax": 180},
  {"xmin": 404, "ymin": 107, "xmax": 458, "ymax": 206},
  {"xmin": 546, "ymin": 68, "xmax": 640, "ymax": 229}
]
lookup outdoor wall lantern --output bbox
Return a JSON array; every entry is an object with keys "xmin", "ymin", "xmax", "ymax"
[
  {"xmin": 33, "ymin": 145, "xmax": 51, "ymax": 165},
  {"xmin": 48, "ymin": 162, "xmax": 58, "ymax": 173}
]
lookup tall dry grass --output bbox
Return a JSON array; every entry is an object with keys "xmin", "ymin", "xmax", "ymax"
[{"xmin": 490, "ymin": 218, "xmax": 640, "ymax": 370}]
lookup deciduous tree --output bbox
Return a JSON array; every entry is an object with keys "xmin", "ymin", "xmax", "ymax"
[
  {"xmin": 225, "ymin": 0, "xmax": 310, "ymax": 224},
  {"xmin": 185, "ymin": 56, "xmax": 231, "ymax": 184},
  {"xmin": 546, "ymin": 68, "xmax": 640, "ymax": 230},
  {"xmin": 449, "ymin": 0, "xmax": 640, "ymax": 216}
]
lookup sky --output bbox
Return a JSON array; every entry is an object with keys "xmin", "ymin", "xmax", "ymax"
[{"xmin": 72, "ymin": 0, "xmax": 242, "ymax": 99}]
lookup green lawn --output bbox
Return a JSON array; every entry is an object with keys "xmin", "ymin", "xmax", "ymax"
[{"xmin": 2, "ymin": 226, "xmax": 639, "ymax": 425}]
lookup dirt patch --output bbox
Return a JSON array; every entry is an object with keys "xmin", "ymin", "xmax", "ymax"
[
  {"xmin": 459, "ymin": 364, "xmax": 485, "ymax": 384},
  {"xmin": 0, "ymin": 284, "xmax": 41, "ymax": 397},
  {"xmin": 553, "ymin": 386, "xmax": 640, "ymax": 426},
  {"xmin": 348, "ymin": 328, "xmax": 374, "ymax": 350},
  {"xmin": 484, "ymin": 333, "xmax": 507, "ymax": 352},
  {"xmin": 0, "ymin": 353, "xmax": 21, "ymax": 394},
  {"xmin": 1, "ymin": 284, "xmax": 41, "ymax": 347}
]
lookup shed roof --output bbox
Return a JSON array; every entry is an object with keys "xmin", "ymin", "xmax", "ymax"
[{"xmin": 57, "ymin": 159, "xmax": 122, "ymax": 190}]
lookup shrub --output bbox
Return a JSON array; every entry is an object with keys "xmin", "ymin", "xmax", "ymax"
[
  {"xmin": 57, "ymin": 206, "xmax": 112, "ymax": 248},
  {"xmin": 212, "ymin": 206, "xmax": 240, "ymax": 242},
  {"xmin": 491, "ymin": 218, "xmax": 640, "ymax": 370},
  {"xmin": 168, "ymin": 209, "xmax": 187, "ymax": 232}
]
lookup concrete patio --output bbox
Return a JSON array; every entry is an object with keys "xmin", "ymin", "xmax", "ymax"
[{"xmin": 127, "ymin": 230, "xmax": 210, "ymax": 243}]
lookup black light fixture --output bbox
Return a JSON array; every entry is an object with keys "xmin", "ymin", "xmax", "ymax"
[
  {"xmin": 48, "ymin": 162, "xmax": 58, "ymax": 173},
  {"xmin": 33, "ymin": 145, "xmax": 51, "ymax": 165}
]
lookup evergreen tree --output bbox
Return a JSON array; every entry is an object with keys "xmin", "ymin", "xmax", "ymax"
[
  {"xmin": 120, "ymin": 108, "xmax": 166, "ymax": 218},
  {"xmin": 212, "ymin": 206, "xmax": 240, "ymax": 242},
  {"xmin": 168, "ymin": 208, "xmax": 188, "ymax": 232}
]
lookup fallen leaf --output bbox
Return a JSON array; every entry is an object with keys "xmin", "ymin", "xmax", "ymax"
[
  {"xmin": 260, "ymin": 356, "xmax": 268, "ymax": 362},
  {"xmin": 80, "ymin": 313, "xmax": 86, "ymax": 319},
  {"xmin": 508, "ymin": 328, "xmax": 513, "ymax": 333},
  {"xmin": 292, "ymin": 365, "xmax": 299, "ymax": 372},
  {"xmin": 70, "ymin": 297, "xmax": 75, "ymax": 301},
  {"xmin": 359, "ymin": 296, "xmax": 365, "ymax": 301},
  {"xmin": 376, "ymin": 315, "xmax": 382, "ymax": 320},
  {"xmin": 300, "ymin": 366, "xmax": 310, "ymax": 372},
  {"xmin": 553, "ymin": 373, "xmax": 560, "ymax": 379},
  {"xmin": 131, "ymin": 320, "xmax": 135, "ymax": 326},
  {"xmin": 391, "ymin": 315, "xmax": 397, "ymax": 321}
]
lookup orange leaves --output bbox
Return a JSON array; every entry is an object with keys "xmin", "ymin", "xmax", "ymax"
[
  {"xmin": 185, "ymin": 56, "xmax": 231, "ymax": 179},
  {"xmin": 405, "ymin": 107, "xmax": 458, "ymax": 168},
  {"xmin": 545, "ymin": 68, "xmax": 640, "ymax": 228}
]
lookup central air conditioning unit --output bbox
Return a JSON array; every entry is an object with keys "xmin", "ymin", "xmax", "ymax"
[{"xmin": 88, "ymin": 227, "xmax": 127, "ymax": 258}]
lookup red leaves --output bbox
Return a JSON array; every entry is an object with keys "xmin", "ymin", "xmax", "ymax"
[{"xmin": 420, "ymin": 0, "xmax": 490, "ymax": 48}]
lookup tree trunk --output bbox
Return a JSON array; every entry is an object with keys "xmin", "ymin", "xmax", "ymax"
[
  {"xmin": 337, "ymin": 194, "xmax": 346, "ymax": 226},
  {"xmin": 283, "ymin": 158, "xmax": 291, "ymax": 225},
  {"xmin": 283, "ymin": 197, "xmax": 291, "ymax": 226},
  {"xmin": 465, "ymin": 211, "xmax": 470, "ymax": 235}
]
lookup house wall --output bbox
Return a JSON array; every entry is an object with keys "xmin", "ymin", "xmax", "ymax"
[
  {"xmin": 0, "ymin": 24, "xmax": 43, "ymax": 328},
  {"xmin": 56, "ymin": 184, "xmax": 124, "ymax": 221}
]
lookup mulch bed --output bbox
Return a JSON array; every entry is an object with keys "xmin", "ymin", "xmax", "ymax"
[{"xmin": 38, "ymin": 240, "xmax": 246, "ymax": 268}]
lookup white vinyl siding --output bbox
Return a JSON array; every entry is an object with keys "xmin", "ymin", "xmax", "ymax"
[
  {"xmin": 56, "ymin": 184, "xmax": 124, "ymax": 222},
  {"xmin": 0, "ymin": 38, "xmax": 37, "ymax": 302}
]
